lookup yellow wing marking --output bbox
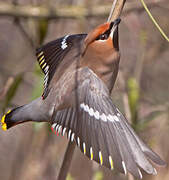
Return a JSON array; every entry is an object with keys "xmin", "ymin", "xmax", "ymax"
[
  {"xmin": 37, "ymin": 51, "xmax": 44, "ymax": 58},
  {"xmin": 42, "ymin": 63, "xmax": 47, "ymax": 69},
  {"xmin": 90, "ymin": 147, "xmax": 93, "ymax": 160},
  {"xmin": 39, "ymin": 55, "xmax": 45, "ymax": 63},
  {"xmin": 83, "ymin": 142, "xmax": 86, "ymax": 155},
  {"xmin": 40, "ymin": 59, "xmax": 45, "ymax": 65},
  {"xmin": 99, "ymin": 151, "xmax": 103, "ymax": 165},
  {"xmin": 109, "ymin": 156, "xmax": 114, "ymax": 170}
]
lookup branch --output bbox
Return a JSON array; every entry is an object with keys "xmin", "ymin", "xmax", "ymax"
[
  {"xmin": 139, "ymin": 0, "xmax": 169, "ymax": 42},
  {"xmin": 108, "ymin": 0, "xmax": 126, "ymax": 21},
  {"xmin": 0, "ymin": 77, "xmax": 14, "ymax": 101},
  {"xmin": 107, "ymin": 0, "xmax": 118, "ymax": 21},
  {"xmin": 0, "ymin": 1, "xmax": 167, "ymax": 19},
  {"xmin": 57, "ymin": 141, "xmax": 76, "ymax": 180}
]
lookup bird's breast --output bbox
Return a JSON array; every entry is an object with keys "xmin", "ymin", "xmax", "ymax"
[{"xmin": 81, "ymin": 51, "xmax": 120, "ymax": 91}]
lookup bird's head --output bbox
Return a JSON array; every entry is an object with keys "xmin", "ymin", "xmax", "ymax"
[{"xmin": 83, "ymin": 18, "xmax": 121, "ymax": 56}]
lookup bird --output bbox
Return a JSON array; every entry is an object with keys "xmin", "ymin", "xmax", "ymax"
[{"xmin": 1, "ymin": 18, "xmax": 166, "ymax": 179}]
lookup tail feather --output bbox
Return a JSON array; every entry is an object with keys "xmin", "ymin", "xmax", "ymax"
[
  {"xmin": 1, "ymin": 98, "xmax": 52, "ymax": 130},
  {"xmin": 2, "ymin": 107, "xmax": 24, "ymax": 130},
  {"xmin": 1, "ymin": 110, "xmax": 11, "ymax": 131}
]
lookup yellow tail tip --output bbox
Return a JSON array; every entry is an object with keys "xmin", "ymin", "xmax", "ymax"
[
  {"xmin": 1, "ymin": 114, "xmax": 6, "ymax": 124},
  {"xmin": 1, "ymin": 110, "xmax": 11, "ymax": 131},
  {"xmin": 2, "ymin": 123, "xmax": 7, "ymax": 131}
]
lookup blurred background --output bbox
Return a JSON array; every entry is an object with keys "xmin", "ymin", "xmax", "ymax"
[{"xmin": 0, "ymin": 0, "xmax": 169, "ymax": 180}]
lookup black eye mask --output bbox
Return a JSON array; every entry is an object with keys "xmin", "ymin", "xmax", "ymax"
[{"xmin": 95, "ymin": 22, "xmax": 114, "ymax": 41}]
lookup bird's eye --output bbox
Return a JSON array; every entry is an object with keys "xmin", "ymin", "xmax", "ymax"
[
  {"xmin": 100, "ymin": 34, "xmax": 108, "ymax": 40},
  {"xmin": 96, "ymin": 33, "xmax": 109, "ymax": 41}
]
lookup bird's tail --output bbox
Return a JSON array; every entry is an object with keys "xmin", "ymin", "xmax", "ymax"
[
  {"xmin": 1, "ymin": 107, "xmax": 24, "ymax": 130},
  {"xmin": 1, "ymin": 98, "xmax": 51, "ymax": 131}
]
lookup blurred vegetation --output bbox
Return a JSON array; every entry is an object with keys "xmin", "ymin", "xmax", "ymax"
[
  {"xmin": 127, "ymin": 77, "xmax": 140, "ymax": 130},
  {"xmin": 0, "ymin": 0, "xmax": 169, "ymax": 180},
  {"xmin": 93, "ymin": 171, "xmax": 103, "ymax": 180},
  {"xmin": 37, "ymin": 19, "xmax": 49, "ymax": 45},
  {"xmin": 1, "ymin": 73, "xmax": 23, "ymax": 113},
  {"xmin": 31, "ymin": 63, "xmax": 43, "ymax": 100},
  {"xmin": 66, "ymin": 173, "xmax": 74, "ymax": 180}
]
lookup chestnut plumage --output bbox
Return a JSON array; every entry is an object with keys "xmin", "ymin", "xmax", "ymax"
[{"xmin": 1, "ymin": 18, "xmax": 166, "ymax": 179}]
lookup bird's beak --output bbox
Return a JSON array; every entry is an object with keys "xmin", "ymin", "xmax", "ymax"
[{"xmin": 110, "ymin": 18, "xmax": 121, "ymax": 39}]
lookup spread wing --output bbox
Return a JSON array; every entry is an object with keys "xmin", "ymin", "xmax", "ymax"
[
  {"xmin": 51, "ymin": 68, "xmax": 165, "ymax": 179},
  {"xmin": 36, "ymin": 34, "xmax": 87, "ymax": 98}
]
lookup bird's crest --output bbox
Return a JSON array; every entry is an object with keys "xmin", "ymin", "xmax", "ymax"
[{"xmin": 85, "ymin": 22, "xmax": 111, "ymax": 46}]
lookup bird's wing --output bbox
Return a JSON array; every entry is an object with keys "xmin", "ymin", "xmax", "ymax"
[
  {"xmin": 51, "ymin": 67, "xmax": 165, "ymax": 179},
  {"xmin": 36, "ymin": 34, "xmax": 87, "ymax": 98}
]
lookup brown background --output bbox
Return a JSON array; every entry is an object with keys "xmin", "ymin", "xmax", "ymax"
[{"xmin": 0, "ymin": 0, "xmax": 169, "ymax": 180}]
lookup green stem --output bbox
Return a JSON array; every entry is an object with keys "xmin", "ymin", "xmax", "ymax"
[{"xmin": 139, "ymin": 0, "xmax": 169, "ymax": 42}]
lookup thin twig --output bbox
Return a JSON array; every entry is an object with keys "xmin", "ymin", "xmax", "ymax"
[
  {"xmin": 0, "ymin": 77, "xmax": 14, "ymax": 101},
  {"xmin": 107, "ymin": 0, "xmax": 118, "ymax": 22},
  {"xmin": 11, "ymin": 0, "xmax": 36, "ymax": 49},
  {"xmin": 139, "ymin": 0, "xmax": 169, "ymax": 42},
  {"xmin": 108, "ymin": 0, "xmax": 126, "ymax": 21},
  {"xmin": 15, "ymin": 19, "xmax": 36, "ymax": 49},
  {"xmin": 57, "ymin": 141, "xmax": 76, "ymax": 180}
]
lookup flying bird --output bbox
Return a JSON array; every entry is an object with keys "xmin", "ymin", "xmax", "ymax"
[{"xmin": 1, "ymin": 18, "xmax": 166, "ymax": 179}]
